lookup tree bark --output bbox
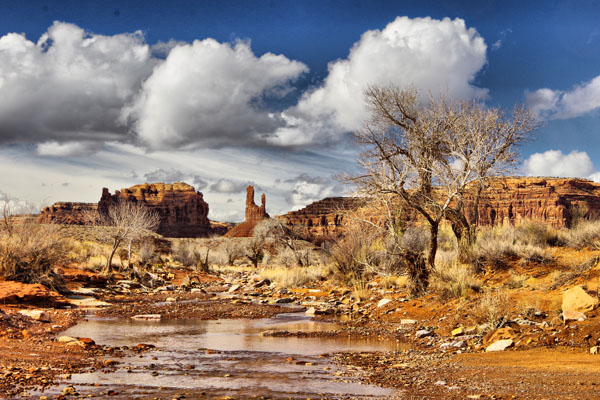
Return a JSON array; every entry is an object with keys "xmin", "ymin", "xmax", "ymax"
[{"xmin": 105, "ymin": 238, "xmax": 121, "ymax": 275}]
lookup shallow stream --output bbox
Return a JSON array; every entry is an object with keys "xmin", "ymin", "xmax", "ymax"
[{"xmin": 36, "ymin": 311, "xmax": 403, "ymax": 398}]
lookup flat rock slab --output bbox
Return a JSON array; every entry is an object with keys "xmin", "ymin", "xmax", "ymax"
[
  {"xmin": 486, "ymin": 339, "xmax": 514, "ymax": 352},
  {"xmin": 19, "ymin": 309, "xmax": 52, "ymax": 322},
  {"xmin": 131, "ymin": 314, "xmax": 162, "ymax": 320}
]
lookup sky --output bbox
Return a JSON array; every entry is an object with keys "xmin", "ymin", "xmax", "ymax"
[{"xmin": 0, "ymin": 0, "xmax": 599, "ymax": 221}]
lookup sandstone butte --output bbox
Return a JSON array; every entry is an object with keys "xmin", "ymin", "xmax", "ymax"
[
  {"xmin": 281, "ymin": 177, "xmax": 600, "ymax": 241},
  {"xmin": 38, "ymin": 182, "xmax": 213, "ymax": 238},
  {"xmin": 225, "ymin": 185, "xmax": 270, "ymax": 238}
]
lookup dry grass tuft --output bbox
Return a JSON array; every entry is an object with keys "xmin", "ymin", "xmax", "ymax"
[
  {"xmin": 259, "ymin": 265, "xmax": 331, "ymax": 288},
  {"xmin": 431, "ymin": 251, "xmax": 481, "ymax": 299}
]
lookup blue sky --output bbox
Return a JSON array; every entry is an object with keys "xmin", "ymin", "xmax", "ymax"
[{"xmin": 0, "ymin": 0, "xmax": 599, "ymax": 221}]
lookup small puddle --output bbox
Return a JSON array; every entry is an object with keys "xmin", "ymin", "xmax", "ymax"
[{"xmin": 37, "ymin": 313, "xmax": 403, "ymax": 399}]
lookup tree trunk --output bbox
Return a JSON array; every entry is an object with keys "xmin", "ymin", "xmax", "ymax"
[
  {"xmin": 427, "ymin": 221, "xmax": 439, "ymax": 271},
  {"xmin": 403, "ymin": 249, "xmax": 429, "ymax": 297},
  {"xmin": 127, "ymin": 240, "xmax": 132, "ymax": 270},
  {"xmin": 105, "ymin": 238, "xmax": 121, "ymax": 275}
]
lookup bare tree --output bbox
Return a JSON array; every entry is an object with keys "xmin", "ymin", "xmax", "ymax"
[
  {"xmin": 245, "ymin": 220, "xmax": 273, "ymax": 267},
  {"xmin": 87, "ymin": 200, "xmax": 160, "ymax": 274},
  {"xmin": 222, "ymin": 239, "xmax": 246, "ymax": 266},
  {"xmin": 255, "ymin": 219, "xmax": 311, "ymax": 267},
  {"xmin": 347, "ymin": 85, "xmax": 537, "ymax": 294}
]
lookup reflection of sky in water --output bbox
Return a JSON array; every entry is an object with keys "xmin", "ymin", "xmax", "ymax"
[
  {"xmin": 53, "ymin": 313, "xmax": 401, "ymax": 398},
  {"xmin": 64, "ymin": 313, "xmax": 404, "ymax": 354}
]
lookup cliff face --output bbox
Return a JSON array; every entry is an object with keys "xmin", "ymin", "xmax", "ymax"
[
  {"xmin": 281, "ymin": 177, "xmax": 600, "ymax": 239},
  {"xmin": 37, "ymin": 202, "xmax": 97, "ymax": 225},
  {"xmin": 98, "ymin": 182, "xmax": 212, "ymax": 237},
  {"xmin": 225, "ymin": 186, "xmax": 270, "ymax": 237},
  {"xmin": 281, "ymin": 197, "xmax": 364, "ymax": 241},
  {"xmin": 462, "ymin": 177, "xmax": 600, "ymax": 228}
]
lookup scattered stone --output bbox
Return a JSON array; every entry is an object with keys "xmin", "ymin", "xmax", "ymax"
[
  {"xmin": 485, "ymin": 339, "xmax": 514, "ymax": 352},
  {"xmin": 401, "ymin": 319, "xmax": 418, "ymax": 325},
  {"xmin": 377, "ymin": 298, "xmax": 392, "ymax": 308},
  {"xmin": 274, "ymin": 297, "xmax": 293, "ymax": 304},
  {"xmin": 451, "ymin": 327, "xmax": 464, "ymax": 336},
  {"xmin": 190, "ymin": 288, "xmax": 205, "ymax": 294},
  {"xmin": 61, "ymin": 385, "xmax": 77, "ymax": 396},
  {"xmin": 165, "ymin": 297, "xmax": 177, "ymax": 302},
  {"xmin": 415, "ymin": 329, "xmax": 431, "ymax": 338},
  {"xmin": 18, "ymin": 309, "xmax": 52, "ymax": 322},
  {"xmin": 228, "ymin": 284, "xmax": 241, "ymax": 293},
  {"xmin": 563, "ymin": 309, "xmax": 587, "ymax": 322},
  {"xmin": 590, "ymin": 346, "xmax": 598, "ymax": 355},
  {"xmin": 131, "ymin": 314, "xmax": 162, "ymax": 320},
  {"xmin": 253, "ymin": 279, "xmax": 270, "ymax": 288},
  {"xmin": 305, "ymin": 307, "xmax": 316, "ymax": 315},
  {"xmin": 57, "ymin": 336, "xmax": 78, "ymax": 343}
]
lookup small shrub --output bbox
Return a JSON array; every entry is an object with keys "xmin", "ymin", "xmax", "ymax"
[
  {"xmin": 473, "ymin": 225, "xmax": 518, "ymax": 269},
  {"xmin": 430, "ymin": 251, "xmax": 480, "ymax": 299},
  {"xmin": 474, "ymin": 289, "xmax": 510, "ymax": 332},
  {"xmin": 139, "ymin": 241, "xmax": 156, "ymax": 265},
  {"xmin": 172, "ymin": 241, "xmax": 203, "ymax": 267},
  {"xmin": 515, "ymin": 221, "xmax": 561, "ymax": 247},
  {"xmin": 564, "ymin": 220, "xmax": 600, "ymax": 249},
  {"xmin": 222, "ymin": 239, "xmax": 245, "ymax": 266},
  {"xmin": 0, "ymin": 223, "xmax": 67, "ymax": 289}
]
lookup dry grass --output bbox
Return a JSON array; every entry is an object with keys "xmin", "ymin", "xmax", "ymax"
[
  {"xmin": 473, "ymin": 289, "xmax": 510, "ymax": 332},
  {"xmin": 351, "ymin": 278, "xmax": 372, "ymax": 303},
  {"xmin": 0, "ymin": 222, "xmax": 67, "ymax": 289},
  {"xmin": 431, "ymin": 251, "xmax": 481, "ymax": 299},
  {"xmin": 259, "ymin": 265, "xmax": 332, "ymax": 288},
  {"xmin": 564, "ymin": 219, "xmax": 600, "ymax": 249}
]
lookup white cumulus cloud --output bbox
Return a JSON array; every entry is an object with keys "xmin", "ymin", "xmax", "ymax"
[
  {"xmin": 525, "ymin": 75, "xmax": 600, "ymax": 119},
  {"xmin": 523, "ymin": 150, "xmax": 599, "ymax": 180},
  {"xmin": 0, "ymin": 22, "xmax": 153, "ymax": 144},
  {"xmin": 270, "ymin": 16, "xmax": 488, "ymax": 146},
  {"xmin": 122, "ymin": 39, "xmax": 308, "ymax": 149}
]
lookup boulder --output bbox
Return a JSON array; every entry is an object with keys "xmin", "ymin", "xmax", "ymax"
[
  {"xmin": 562, "ymin": 286, "xmax": 599, "ymax": 318},
  {"xmin": 415, "ymin": 329, "xmax": 431, "ymax": 338},
  {"xmin": 377, "ymin": 298, "xmax": 392, "ymax": 308},
  {"xmin": 19, "ymin": 309, "xmax": 52, "ymax": 322},
  {"xmin": 485, "ymin": 339, "xmax": 514, "ymax": 352}
]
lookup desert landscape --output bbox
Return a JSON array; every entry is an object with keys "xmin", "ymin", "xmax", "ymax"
[
  {"xmin": 2, "ymin": 176, "xmax": 600, "ymax": 399},
  {"xmin": 2, "ymin": 2, "xmax": 600, "ymax": 400}
]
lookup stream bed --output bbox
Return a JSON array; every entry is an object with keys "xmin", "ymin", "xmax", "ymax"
[{"xmin": 38, "ymin": 312, "xmax": 403, "ymax": 399}]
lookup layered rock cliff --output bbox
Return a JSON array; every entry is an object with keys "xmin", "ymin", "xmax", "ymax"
[
  {"xmin": 281, "ymin": 177, "xmax": 600, "ymax": 240},
  {"xmin": 98, "ymin": 183, "xmax": 212, "ymax": 237},
  {"xmin": 461, "ymin": 177, "xmax": 600, "ymax": 228},
  {"xmin": 37, "ymin": 202, "xmax": 97, "ymax": 225},
  {"xmin": 225, "ymin": 186, "xmax": 270, "ymax": 237},
  {"xmin": 38, "ymin": 182, "xmax": 213, "ymax": 237},
  {"xmin": 281, "ymin": 197, "xmax": 364, "ymax": 241}
]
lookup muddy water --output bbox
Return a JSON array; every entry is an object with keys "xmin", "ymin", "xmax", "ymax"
[{"xmin": 43, "ymin": 313, "xmax": 402, "ymax": 399}]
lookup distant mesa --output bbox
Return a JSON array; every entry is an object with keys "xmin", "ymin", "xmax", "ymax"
[
  {"xmin": 38, "ymin": 182, "xmax": 214, "ymax": 238},
  {"xmin": 281, "ymin": 177, "xmax": 600, "ymax": 242},
  {"xmin": 34, "ymin": 177, "xmax": 600, "ymax": 241},
  {"xmin": 225, "ymin": 185, "xmax": 270, "ymax": 238}
]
